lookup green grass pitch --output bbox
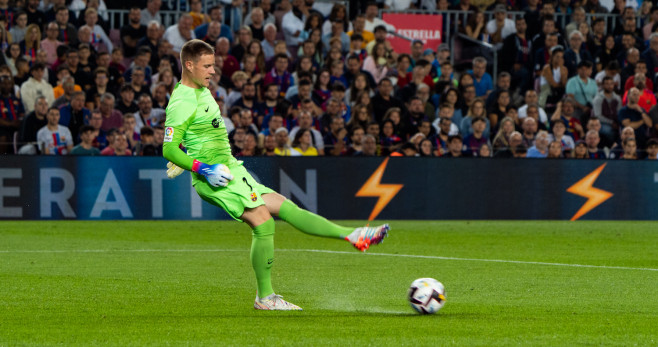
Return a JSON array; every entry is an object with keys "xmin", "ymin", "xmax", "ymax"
[{"xmin": 1, "ymin": 220, "xmax": 657, "ymax": 346}]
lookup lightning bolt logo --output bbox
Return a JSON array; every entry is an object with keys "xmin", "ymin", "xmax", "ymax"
[
  {"xmin": 566, "ymin": 163, "xmax": 613, "ymax": 221},
  {"xmin": 356, "ymin": 158, "xmax": 404, "ymax": 221}
]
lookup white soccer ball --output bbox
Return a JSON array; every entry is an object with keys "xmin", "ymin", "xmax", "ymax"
[{"xmin": 408, "ymin": 278, "xmax": 446, "ymax": 314}]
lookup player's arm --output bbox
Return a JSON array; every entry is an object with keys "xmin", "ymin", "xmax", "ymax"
[{"xmin": 162, "ymin": 124, "xmax": 234, "ymax": 186}]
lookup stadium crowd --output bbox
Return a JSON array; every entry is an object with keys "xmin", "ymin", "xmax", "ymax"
[{"xmin": 2, "ymin": 0, "xmax": 658, "ymax": 159}]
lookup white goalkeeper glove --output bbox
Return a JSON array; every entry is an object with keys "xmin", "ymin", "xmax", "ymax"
[{"xmin": 166, "ymin": 161, "xmax": 185, "ymax": 179}]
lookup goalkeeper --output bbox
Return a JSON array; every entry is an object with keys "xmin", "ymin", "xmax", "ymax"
[{"xmin": 163, "ymin": 40, "xmax": 389, "ymax": 311}]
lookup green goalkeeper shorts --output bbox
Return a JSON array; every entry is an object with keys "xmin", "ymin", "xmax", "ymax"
[{"xmin": 193, "ymin": 163, "xmax": 275, "ymax": 221}]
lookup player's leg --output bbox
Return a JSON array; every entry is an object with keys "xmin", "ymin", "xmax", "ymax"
[
  {"xmin": 242, "ymin": 205, "xmax": 302, "ymax": 311},
  {"xmin": 241, "ymin": 205, "xmax": 276, "ymax": 299},
  {"xmin": 262, "ymin": 192, "xmax": 352, "ymax": 238},
  {"xmin": 262, "ymin": 192, "xmax": 389, "ymax": 251}
]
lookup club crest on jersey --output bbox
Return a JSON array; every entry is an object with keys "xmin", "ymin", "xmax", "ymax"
[
  {"xmin": 250, "ymin": 193, "xmax": 258, "ymax": 202},
  {"xmin": 212, "ymin": 118, "xmax": 220, "ymax": 128}
]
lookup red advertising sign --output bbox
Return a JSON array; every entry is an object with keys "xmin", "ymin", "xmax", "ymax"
[{"xmin": 381, "ymin": 13, "xmax": 443, "ymax": 54}]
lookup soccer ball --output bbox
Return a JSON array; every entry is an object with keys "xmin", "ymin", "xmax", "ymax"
[{"xmin": 408, "ymin": 278, "xmax": 446, "ymax": 314}]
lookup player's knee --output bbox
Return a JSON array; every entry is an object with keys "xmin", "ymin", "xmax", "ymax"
[{"xmin": 252, "ymin": 217, "xmax": 275, "ymax": 237}]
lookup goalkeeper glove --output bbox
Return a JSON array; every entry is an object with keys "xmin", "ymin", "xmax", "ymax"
[
  {"xmin": 192, "ymin": 159, "xmax": 234, "ymax": 187},
  {"xmin": 166, "ymin": 161, "xmax": 185, "ymax": 179}
]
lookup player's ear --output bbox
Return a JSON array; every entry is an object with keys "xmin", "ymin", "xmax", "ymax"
[{"xmin": 184, "ymin": 60, "xmax": 194, "ymax": 73}]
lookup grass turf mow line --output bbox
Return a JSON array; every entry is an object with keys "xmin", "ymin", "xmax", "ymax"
[{"xmin": 1, "ymin": 247, "xmax": 658, "ymax": 272}]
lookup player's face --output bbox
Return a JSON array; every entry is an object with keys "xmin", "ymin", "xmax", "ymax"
[{"xmin": 189, "ymin": 54, "xmax": 216, "ymax": 88}]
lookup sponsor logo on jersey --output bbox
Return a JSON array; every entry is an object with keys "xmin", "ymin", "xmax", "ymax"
[
  {"xmin": 163, "ymin": 127, "xmax": 174, "ymax": 142},
  {"xmin": 212, "ymin": 118, "xmax": 220, "ymax": 128},
  {"xmin": 250, "ymin": 192, "xmax": 258, "ymax": 202}
]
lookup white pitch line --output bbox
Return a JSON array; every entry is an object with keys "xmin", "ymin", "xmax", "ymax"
[
  {"xmin": 1, "ymin": 248, "xmax": 657, "ymax": 272},
  {"xmin": 279, "ymin": 249, "xmax": 658, "ymax": 272}
]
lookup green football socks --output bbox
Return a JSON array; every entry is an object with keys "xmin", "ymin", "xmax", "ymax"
[
  {"xmin": 278, "ymin": 200, "xmax": 353, "ymax": 239},
  {"xmin": 251, "ymin": 218, "xmax": 275, "ymax": 299}
]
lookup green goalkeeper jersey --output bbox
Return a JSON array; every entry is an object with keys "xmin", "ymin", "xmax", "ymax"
[{"xmin": 164, "ymin": 82, "xmax": 238, "ymax": 175}]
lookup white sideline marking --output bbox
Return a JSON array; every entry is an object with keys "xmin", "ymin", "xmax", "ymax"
[{"xmin": 1, "ymin": 248, "xmax": 657, "ymax": 272}]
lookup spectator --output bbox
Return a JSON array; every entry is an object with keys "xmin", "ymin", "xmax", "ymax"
[
  {"xmin": 140, "ymin": 0, "xmax": 162, "ymax": 26},
  {"xmin": 566, "ymin": 61, "xmax": 597, "ymax": 121},
  {"xmin": 20, "ymin": 23, "xmax": 41, "ymax": 64},
  {"xmin": 41, "ymin": 22, "xmax": 62, "ymax": 67},
  {"xmin": 564, "ymin": 31, "xmax": 593, "ymax": 77},
  {"xmin": 501, "ymin": 17, "xmax": 532, "ymax": 92},
  {"xmin": 282, "ymin": 0, "xmax": 309, "ymax": 53},
  {"xmin": 470, "ymin": 56, "xmax": 493, "ymax": 97},
  {"xmin": 646, "ymin": 138, "xmax": 658, "ymax": 159},
  {"xmin": 83, "ymin": 8, "xmax": 112, "ymax": 53},
  {"xmin": 163, "ymin": 14, "xmax": 195, "ymax": 54},
  {"xmin": 619, "ymin": 48, "xmax": 640, "ymax": 86},
  {"xmin": 585, "ymin": 129, "xmax": 606, "ymax": 158},
  {"xmin": 518, "ymin": 90, "xmax": 549, "ymax": 126},
  {"xmin": 135, "ymin": 93, "xmax": 165, "ymax": 131},
  {"xmin": 18, "ymin": 96, "xmax": 47, "ymax": 153},
  {"xmin": 247, "ymin": 7, "xmax": 266, "ymax": 41},
  {"xmin": 622, "ymin": 60, "xmax": 652, "ymax": 93},
  {"xmin": 273, "ymin": 126, "xmax": 299, "ymax": 156},
  {"xmin": 138, "ymin": 22, "xmax": 163, "ymax": 70},
  {"xmin": 263, "ymin": 53, "xmax": 294, "ymax": 96},
  {"xmin": 364, "ymin": 2, "xmax": 394, "ymax": 33},
  {"xmin": 216, "ymin": 37, "xmax": 240, "ymax": 79},
  {"xmin": 0, "ymin": 73, "xmax": 23, "ymax": 154},
  {"xmin": 463, "ymin": 116, "xmax": 490, "ymax": 155},
  {"xmin": 619, "ymin": 87, "xmax": 652, "ymax": 147},
  {"xmin": 70, "ymin": 125, "xmax": 101, "ymax": 155},
  {"xmin": 151, "ymin": 124, "xmax": 164, "ymax": 156},
  {"xmin": 120, "ymin": 7, "xmax": 146, "ymax": 58},
  {"xmin": 355, "ymin": 133, "xmax": 378, "ymax": 156},
  {"xmin": 622, "ymin": 72, "xmax": 656, "ymax": 112},
  {"xmin": 58, "ymin": 91, "xmax": 89, "ymax": 143},
  {"xmin": 521, "ymin": 117, "xmax": 538, "ymax": 148},
  {"xmin": 65, "ymin": 48, "xmax": 92, "ymax": 91},
  {"xmin": 322, "ymin": 18, "xmax": 350, "ymax": 55},
  {"xmin": 461, "ymin": 99, "xmax": 490, "ymax": 138},
  {"xmin": 52, "ymin": 75, "xmax": 79, "ymax": 108},
  {"xmin": 127, "ymin": 65, "xmax": 149, "ymax": 97},
  {"xmin": 9, "ymin": 11, "xmax": 27, "ymax": 44},
  {"xmin": 54, "ymin": 5, "xmax": 78, "ymax": 47},
  {"xmin": 487, "ymin": 90, "xmax": 511, "ymax": 131},
  {"xmin": 226, "ymin": 71, "xmax": 248, "ymax": 110},
  {"xmin": 592, "ymin": 76, "xmax": 621, "ymax": 144},
  {"xmin": 494, "ymin": 129, "xmax": 523, "ymax": 157},
  {"xmin": 547, "ymin": 140, "xmax": 564, "ymax": 158},
  {"xmin": 98, "ymin": 92, "xmax": 122, "ymax": 132},
  {"xmin": 120, "ymin": 113, "xmax": 139, "ymax": 150},
  {"xmin": 548, "ymin": 119, "xmax": 575, "ymax": 153},
  {"xmin": 37, "ymin": 106, "xmax": 73, "ymax": 155},
  {"xmin": 261, "ymin": 23, "xmax": 277, "ymax": 61},
  {"xmin": 619, "ymin": 137, "xmax": 638, "ymax": 159},
  {"xmin": 492, "ymin": 116, "xmax": 515, "ymax": 153},
  {"xmin": 116, "ymin": 84, "xmax": 139, "ymax": 116},
  {"xmin": 324, "ymin": 115, "xmax": 348, "ymax": 156},
  {"xmin": 487, "ymin": 4, "xmax": 516, "ymax": 45},
  {"xmin": 443, "ymin": 134, "xmax": 471, "ymax": 157},
  {"xmin": 188, "ymin": 0, "xmax": 210, "ymax": 29},
  {"xmin": 539, "ymin": 46, "xmax": 568, "ymax": 108},
  {"xmin": 463, "ymin": 9, "xmax": 486, "ymax": 42},
  {"xmin": 291, "ymin": 128, "xmax": 318, "ymax": 156},
  {"xmin": 101, "ymin": 132, "xmax": 131, "ymax": 156},
  {"xmin": 20, "ymin": 63, "xmax": 54, "ymax": 113},
  {"xmin": 527, "ymin": 130, "xmax": 550, "ymax": 157}
]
